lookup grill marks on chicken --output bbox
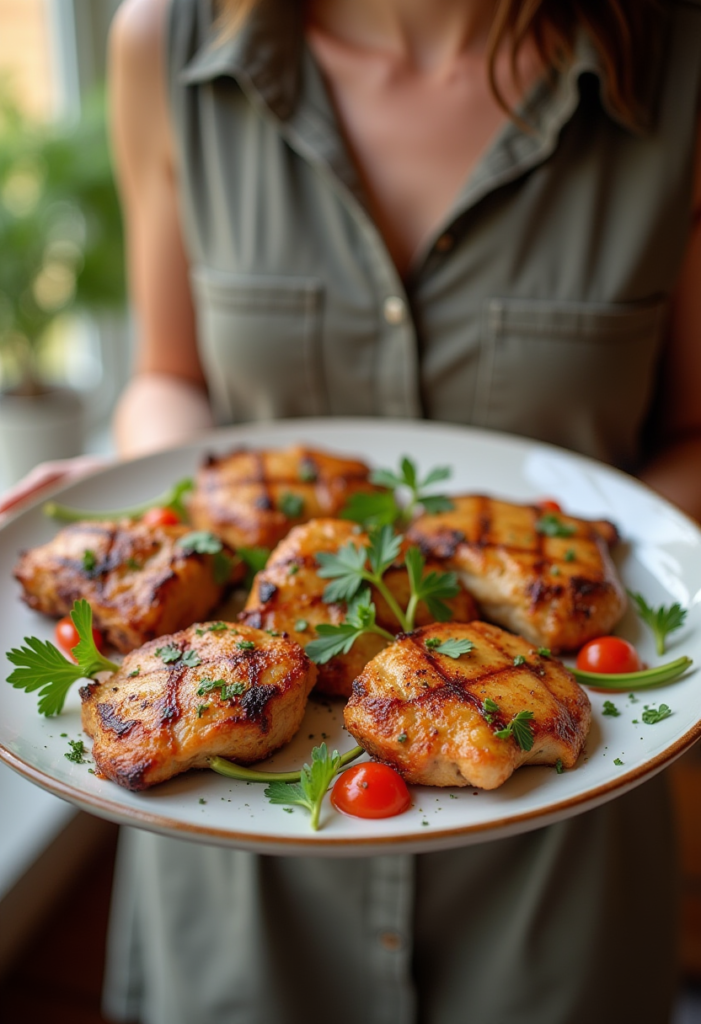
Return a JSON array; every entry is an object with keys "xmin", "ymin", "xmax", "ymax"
[
  {"xmin": 80, "ymin": 623, "xmax": 316, "ymax": 790},
  {"xmin": 13, "ymin": 520, "xmax": 242, "ymax": 652},
  {"xmin": 344, "ymin": 621, "xmax": 591, "ymax": 790},
  {"xmin": 407, "ymin": 496, "xmax": 625, "ymax": 652},
  {"xmin": 240, "ymin": 519, "xmax": 479, "ymax": 697},
  {"xmin": 188, "ymin": 445, "xmax": 378, "ymax": 549}
]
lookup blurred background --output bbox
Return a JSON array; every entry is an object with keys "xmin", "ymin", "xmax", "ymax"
[
  {"xmin": 0, "ymin": 0, "xmax": 126, "ymax": 488},
  {"xmin": 0, "ymin": 3, "xmax": 699, "ymax": 1023}
]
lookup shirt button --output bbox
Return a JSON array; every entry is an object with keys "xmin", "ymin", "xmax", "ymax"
[
  {"xmin": 378, "ymin": 930, "xmax": 403, "ymax": 951},
  {"xmin": 383, "ymin": 296, "xmax": 407, "ymax": 325},
  {"xmin": 435, "ymin": 232, "xmax": 454, "ymax": 253}
]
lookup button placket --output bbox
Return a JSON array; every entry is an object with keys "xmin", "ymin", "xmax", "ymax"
[{"xmin": 365, "ymin": 854, "xmax": 417, "ymax": 1024}]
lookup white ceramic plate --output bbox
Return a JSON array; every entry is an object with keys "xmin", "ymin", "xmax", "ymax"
[{"xmin": 1, "ymin": 418, "xmax": 699, "ymax": 856}]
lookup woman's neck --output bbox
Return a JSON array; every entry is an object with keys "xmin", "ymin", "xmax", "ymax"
[{"xmin": 305, "ymin": 0, "xmax": 495, "ymax": 73}]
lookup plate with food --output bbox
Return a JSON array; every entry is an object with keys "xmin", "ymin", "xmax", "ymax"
[{"xmin": 1, "ymin": 418, "xmax": 699, "ymax": 855}]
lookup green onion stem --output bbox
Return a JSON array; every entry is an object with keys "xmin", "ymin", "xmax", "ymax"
[
  {"xmin": 571, "ymin": 656, "xmax": 693, "ymax": 691},
  {"xmin": 209, "ymin": 744, "xmax": 365, "ymax": 783},
  {"xmin": 43, "ymin": 478, "xmax": 194, "ymax": 523}
]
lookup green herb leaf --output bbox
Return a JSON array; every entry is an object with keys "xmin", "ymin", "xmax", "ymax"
[
  {"xmin": 427, "ymin": 637, "xmax": 475, "ymax": 659},
  {"xmin": 177, "ymin": 531, "xmax": 223, "ymax": 555},
  {"xmin": 417, "ymin": 494, "xmax": 455, "ymax": 515},
  {"xmin": 482, "ymin": 698, "xmax": 500, "ymax": 724},
  {"xmin": 602, "ymin": 700, "xmax": 620, "ymax": 717},
  {"xmin": 237, "ymin": 546, "xmax": 271, "ymax": 587},
  {"xmin": 155, "ymin": 645, "xmax": 181, "ymax": 664},
  {"xmin": 494, "ymin": 710, "xmax": 535, "ymax": 751},
  {"xmin": 264, "ymin": 743, "xmax": 342, "ymax": 830},
  {"xmin": 536, "ymin": 513, "xmax": 576, "ymax": 538},
  {"xmin": 237, "ymin": 640, "xmax": 256, "ymax": 651},
  {"xmin": 340, "ymin": 490, "xmax": 402, "ymax": 529},
  {"xmin": 405, "ymin": 546, "xmax": 460, "ymax": 622},
  {"xmin": 628, "ymin": 591, "xmax": 687, "ymax": 656},
  {"xmin": 65, "ymin": 739, "xmax": 88, "ymax": 764},
  {"xmin": 366, "ymin": 525, "xmax": 402, "ymax": 577},
  {"xmin": 295, "ymin": 620, "xmax": 309, "ymax": 633},
  {"xmin": 82, "ymin": 549, "xmax": 97, "ymax": 573},
  {"xmin": 220, "ymin": 682, "xmax": 246, "ymax": 700},
  {"xmin": 278, "ymin": 492, "xmax": 305, "ymax": 519},
  {"xmin": 513, "ymin": 654, "xmax": 526, "ymax": 666},
  {"xmin": 641, "ymin": 704, "xmax": 672, "ymax": 724},
  {"xmin": 613, "ymin": 757, "xmax": 624, "ymax": 766},
  {"xmin": 6, "ymin": 599, "xmax": 119, "ymax": 716},
  {"xmin": 180, "ymin": 649, "xmax": 202, "ymax": 668},
  {"xmin": 316, "ymin": 541, "xmax": 368, "ymax": 604},
  {"xmin": 555, "ymin": 758, "xmax": 564, "ymax": 774}
]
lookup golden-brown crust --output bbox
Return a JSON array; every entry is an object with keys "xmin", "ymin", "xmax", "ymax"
[
  {"xmin": 344, "ymin": 621, "xmax": 591, "ymax": 789},
  {"xmin": 80, "ymin": 622, "xmax": 316, "ymax": 789},
  {"xmin": 13, "ymin": 520, "xmax": 243, "ymax": 652},
  {"xmin": 240, "ymin": 519, "xmax": 479, "ymax": 697},
  {"xmin": 187, "ymin": 445, "xmax": 378, "ymax": 549},
  {"xmin": 406, "ymin": 496, "xmax": 626, "ymax": 651}
]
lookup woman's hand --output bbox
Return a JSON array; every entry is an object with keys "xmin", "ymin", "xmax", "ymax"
[{"xmin": 0, "ymin": 455, "xmax": 111, "ymax": 524}]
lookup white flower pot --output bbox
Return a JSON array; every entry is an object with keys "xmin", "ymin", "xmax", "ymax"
[{"xmin": 0, "ymin": 387, "xmax": 84, "ymax": 487}]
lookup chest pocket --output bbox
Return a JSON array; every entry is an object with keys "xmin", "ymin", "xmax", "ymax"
[
  {"xmin": 191, "ymin": 269, "xmax": 327, "ymax": 423},
  {"xmin": 472, "ymin": 297, "xmax": 668, "ymax": 470}
]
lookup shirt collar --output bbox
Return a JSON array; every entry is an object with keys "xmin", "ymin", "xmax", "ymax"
[{"xmin": 180, "ymin": 0, "xmax": 665, "ymax": 137}]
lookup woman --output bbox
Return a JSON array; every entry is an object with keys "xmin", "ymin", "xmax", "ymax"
[{"xmin": 72, "ymin": 0, "xmax": 701, "ymax": 1021}]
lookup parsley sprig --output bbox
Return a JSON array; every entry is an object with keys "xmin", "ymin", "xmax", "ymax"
[
  {"xmin": 264, "ymin": 743, "xmax": 341, "ymax": 830},
  {"xmin": 306, "ymin": 526, "xmax": 460, "ymax": 664},
  {"xmin": 6, "ymin": 599, "xmax": 119, "ymax": 715},
  {"xmin": 494, "ymin": 710, "xmax": 535, "ymax": 751},
  {"xmin": 43, "ymin": 477, "xmax": 194, "ymax": 523},
  {"xmin": 341, "ymin": 456, "xmax": 454, "ymax": 529},
  {"xmin": 628, "ymin": 591, "xmax": 687, "ymax": 655},
  {"xmin": 176, "ymin": 530, "xmax": 233, "ymax": 584}
]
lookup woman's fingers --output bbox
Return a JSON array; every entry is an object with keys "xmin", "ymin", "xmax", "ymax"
[{"xmin": 0, "ymin": 455, "xmax": 112, "ymax": 520}]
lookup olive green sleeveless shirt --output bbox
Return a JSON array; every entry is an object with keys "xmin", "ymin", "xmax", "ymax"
[
  {"xmin": 168, "ymin": 0, "xmax": 700, "ymax": 474},
  {"xmin": 102, "ymin": 4, "xmax": 700, "ymax": 1024}
]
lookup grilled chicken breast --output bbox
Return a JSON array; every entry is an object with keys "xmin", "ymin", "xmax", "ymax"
[
  {"xmin": 241, "ymin": 519, "xmax": 479, "ymax": 697},
  {"xmin": 344, "ymin": 621, "xmax": 591, "ymax": 789},
  {"xmin": 14, "ymin": 520, "xmax": 242, "ymax": 652},
  {"xmin": 80, "ymin": 622, "xmax": 316, "ymax": 790},
  {"xmin": 188, "ymin": 445, "xmax": 377, "ymax": 549},
  {"xmin": 407, "ymin": 496, "xmax": 625, "ymax": 651}
]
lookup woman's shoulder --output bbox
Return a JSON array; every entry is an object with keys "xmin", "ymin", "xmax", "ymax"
[{"xmin": 110, "ymin": 0, "xmax": 170, "ymax": 78}]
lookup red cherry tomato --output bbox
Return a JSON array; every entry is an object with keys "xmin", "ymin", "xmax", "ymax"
[
  {"xmin": 141, "ymin": 506, "xmax": 181, "ymax": 527},
  {"xmin": 331, "ymin": 762, "xmax": 412, "ymax": 819},
  {"xmin": 55, "ymin": 616, "xmax": 106, "ymax": 657},
  {"xmin": 575, "ymin": 636, "xmax": 643, "ymax": 674},
  {"xmin": 535, "ymin": 498, "xmax": 562, "ymax": 512}
]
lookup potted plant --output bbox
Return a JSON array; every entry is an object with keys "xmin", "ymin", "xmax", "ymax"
[{"xmin": 0, "ymin": 86, "xmax": 125, "ymax": 485}]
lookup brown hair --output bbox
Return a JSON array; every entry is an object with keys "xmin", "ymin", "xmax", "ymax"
[{"xmin": 216, "ymin": 0, "xmax": 665, "ymax": 127}]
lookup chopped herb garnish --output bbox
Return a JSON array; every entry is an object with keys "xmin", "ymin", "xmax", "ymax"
[
  {"xmin": 425, "ymin": 637, "xmax": 474, "ymax": 658},
  {"xmin": 65, "ymin": 739, "xmax": 88, "ymax": 764},
  {"xmin": 236, "ymin": 640, "xmax": 256, "ymax": 651},
  {"xmin": 295, "ymin": 620, "xmax": 309, "ymax": 633},
  {"xmin": 82, "ymin": 549, "xmax": 97, "ymax": 572},
  {"xmin": 602, "ymin": 700, "xmax": 620, "ymax": 716},
  {"xmin": 564, "ymin": 548, "xmax": 575, "ymax": 562},
  {"xmin": 536, "ymin": 513, "xmax": 576, "ymax": 538},
  {"xmin": 537, "ymin": 648, "xmax": 551, "ymax": 658},
  {"xmin": 397, "ymin": 732, "xmax": 408, "ymax": 743},
  {"xmin": 513, "ymin": 654, "xmax": 526, "ymax": 667},
  {"xmin": 288, "ymin": 564, "xmax": 300, "ymax": 576},
  {"xmin": 176, "ymin": 531, "xmax": 232, "ymax": 584},
  {"xmin": 128, "ymin": 667, "xmax": 140, "ymax": 678},
  {"xmin": 613, "ymin": 758, "xmax": 624, "ymax": 766},
  {"xmin": 627, "ymin": 591, "xmax": 687, "ymax": 655},
  {"xmin": 298, "ymin": 460, "xmax": 318, "ymax": 483},
  {"xmin": 180, "ymin": 649, "xmax": 202, "ymax": 668},
  {"xmin": 206, "ymin": 622, "xmax": 228, "ymax": 632},
  {"xmin": 220, "ymin": 682, "xmax": 246, "ymax": 700},
  {"xmin": 156, "ymin": 645, "xmax": 181, "ymax": 664},
  {"xmin": 641, "ymin": 704, "xmax": 673, "ymax": 725},
  {"xmin": 196, "ymin": 704, "xmax": 209, "ymax": 718},
  {"xmin": 494, "ymin": 710, "xmax": 535, "ymax": 751},
  {"xmin": 196, "ymin": 677, "xmax": 226, "ymax": 695},
  {"xmin": 555, "ymin": 758, "xmax": 564, "ymax": 774},
  {"xmin": 278, "ymin": 492, "xmax": 305, "ymax": 519},
  {"xmin": 482, "ymin": 698, "xmax": 500, "ymax": 724}
]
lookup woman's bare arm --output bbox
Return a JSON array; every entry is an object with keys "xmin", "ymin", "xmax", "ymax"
[
  {"xmin": 640, "ymin": 117, "xmax": 701, "ymax": 522},
  {"xmin": 109, "ymin": 0, "xmax": 214, "ymax": 458}
]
